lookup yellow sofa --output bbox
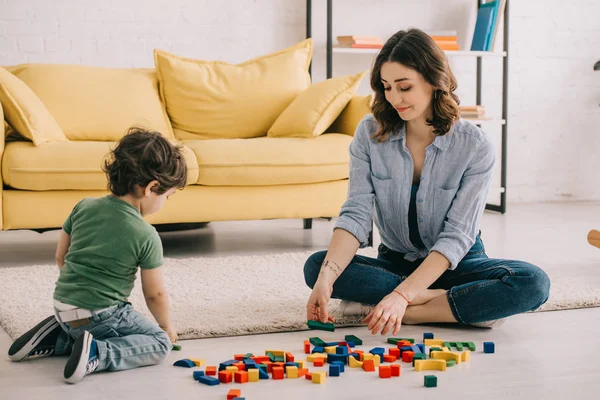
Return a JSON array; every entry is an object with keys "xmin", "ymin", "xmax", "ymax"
[{"xmin": 0, "ymin": 61, "xmax": 371, "ymax": 231}]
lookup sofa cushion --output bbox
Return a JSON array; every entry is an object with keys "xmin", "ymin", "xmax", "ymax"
[
  {"xmin": 6, "ymin": 64, "xmax": 174, "ymax": 141},
  {"xmin": 2, "ymin": 141, "xmax": 199, "ymax": 191},
  {"xmin": 154, "ymin": 39, "xmax": 313, "ymax": 140},
  {"xmin": 0, "ymin": 67, "xmax": 68, "ymax": 146},
  {"xmin": 182, "ymin": 134, "xmax": 352, "ymax": 186}
]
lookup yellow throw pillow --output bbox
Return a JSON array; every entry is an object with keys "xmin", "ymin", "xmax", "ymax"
[
  {"xmin": 0, "ymin": 67, "xmax": 68, "ymax": 146},
  {"xmin": 154, "ymin": 39, "xmax": 313, "ymax": 139},
  {"xmin": 267, "ymin": 71, "xmax": 367, "ymax": 138}
]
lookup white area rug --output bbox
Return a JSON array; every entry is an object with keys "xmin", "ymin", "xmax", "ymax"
[{"xmin": 1, "ymin": 249, "xmax": 599, "ymax": 340}]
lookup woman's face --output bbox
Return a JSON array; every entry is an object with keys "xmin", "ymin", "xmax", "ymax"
[{"xmin": 380, "ymin": 61, "xmax": 434, "ymax": 123}]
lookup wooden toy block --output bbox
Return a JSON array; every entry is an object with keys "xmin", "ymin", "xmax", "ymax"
[
  {"xmin": 447, "ymin": 342, "xmax": 475, "ymax": 351},
  {"xmin": 411, "ymin": 353, "xmax": 427, "ymax": 365},
  {"xmin": 248, "ymin": 368, "xmax": 259, "ymax": 382},
  {"xmin": 206, "ymin": 366, "xmax": 217, "ymax": 376},
  {"xmin": 312, "ymin": 371, "xmax": 326, "ymax": 384},
  {"xmin": 260, "ymin": 361, "xmax": 273, "ymax": 373},
  {"xmin": 265, "ymin": 350, "xmax": 285, "ymax": 358},
  {"xmin": 331, "ymin": 361, "xmax": 345, "ymax": 373},
  {"xmin": 218, "ymin": 370, "xmax": 233, "ymax": 384},
  {"xmin": 383, "ymin": 355, "xmax": 397, "ymax": 363},
  {"xmin": 399, "ymin": 346, "xmax": 413, "ymax": 355},
  {"xmin": 362, "ymin": 354, "xmax": 380, "ymax": 366},
  {"xmin": 244, "ymin": 353, "xmax": 254, "ymax": 359},
  {"xmin": 424, "ymin": 339, "xmax": 445, "ymax": 347},
  {"xmin": 429, "ymin": 347, "xmax": 442, "ymax": 356},
  {"xmin": 198, "ymin": 375, "xmax": 220, "ymax": 386},
  {"xmin": 370, "ymin": 347, "xmax": 386, "ymax": 357},
  {"xmin": 399, "ymin": 337, "xmax": 415, "ymax": 343},
  {"xmin": 298, "ymin": 368, "xmax": 308, "ymax": 378},
  {"xmin": 326, "ymin": 341, "xmax": 340, "ymax": 347},
  {"xmin": 461, "ymin": 350, "xmax": 471, "ymax": 362},
  {"xmin": 171, "ymin": 344, "xmax": 182, "ymax": 351},
  {"xmin": 286, "ymin": 366, "xmax": 299, "ymax": 379},
  {"xmin": 233, "ymin": 362, "xmax": 246, "ymax": 371},
  {"xmin": 226, "ymin": 366, "xmax": 239, "ymax": 372},
  {"xmin": 346, "ymin": 341, "xmax": 356, "ymax": 348},
  {"xmin": 441, "ymin": 347, "xmax": 450, "ymax": 352},
  {"xmin": 401, "ymin": 351, "xmax": 415, "ymax": 363},
  {"xmin": 311, "ymin": 346, "xmax": 325, "ymax": 354},
  {"xmin": 314, "ymin": 358, "xmax": 325, "ymax": 367},
  {"xmin": 273, "ymin": 362, "xmax": 286, "ymax": 370},
  {"xmin": 423, "ymin": 332, "xmax": 434, "ymax": 340},
  {"xmin": 424, "ymin": 375, "xmax": 437, "ymax": 387},
  {"xmin": 484, "ymin": 342, "xmax": 495, "ymax": 354},
  {"xmin": 344, "ymin": 335, "xmax": 363, "ymax": 345},
  {"xmin": 411, "ymin": 345, "xmax": 423, "ymax": 354},
  {"xmin": 329, "ymin": 364, "xmax": 341, "ymax": 377},
  {"xmin": 414, "ymin": 359, "xmax": 446, "ymax": 372},
  {"xmin": 193, "ymin": 371, "xmax": 205, "ymax": 380},
  {"xmin": 325, "ymin": 346, "xmax": 337, "ymax": 354},
  {"xmin": 219, "ymin": 360, "xmax": 238, "ymax": 371},
  {"xmin": 285, "ymin": 362, "xmax": 299, "ymax": 369},
  {"xmin": 390, "ymin": 364, "xmax": 401, "ymax": 377},
  {"xmin": 310, "ymin": 337, "xmax": 327, "ymax": 347},
  {"xmin": 234, "ymin": 354, "xmax": 246, "ymax": 361},
  {"xmin": 234, "ymin": 371, "xmax": 248, "ymax": 384},
  {"xmin": 257, "ymin": 365, "xmax": 270, "ymax": 380},
  {"xmin": 336, "ymin": 346, "xmax": 349, "ymax": 355},
  {"xmin": 307, "ymin": 353, "xmax": 327, "ymax": 362},
  {"xmin": 173, "ymin": 359, "xmax": 195, "ymax": 368},
  {"xmin": 284, "ymin": 352, "xmax": 294, "ymax": 362},
  {"xmin": 251, "ymin": 356, "xmax": 270, "ymax": 364},
  {"xmin": 327, "ymin": 354, "xmax": 348, "ymax": 365},
  {"xmin": 387, "ymin": 338, "xmax": 401, "ymax": 345},
  {"xmin": 307, "ymin": 320, "xmax": 335, "ymax": 332},
  {"xmin": 296, "ymin": 360, "xmax": 306, "ymax": 369},
  {"xmin": 227, "ymin": 389, "xmax": 241, "ymax": 400},
  {"xmin": 446, "ymin": 360, "xmax": 456, "ymax": 367},
  {"xmin": 272, "ymin": 367, "xmax": 285, "ymax": 380},
  {"xmin": 430, "ymin": 351, "xmax": 460, "ymax": 364},
  {"xmin": 416, "ymin": 344, "xmax": 426, "ymax": 354},
  {"xmin": 389, "ymin": 348, "xmax": 401, "ymax": 358},
  {"xmin": 349, "ymin": 356, "xmax": 363, "ymax": 368},
  {"xmin": 304, "ymin": 340, "xmax": 311, "ymax": 354},
  {"xmin": 362, "ymin": 359, "xmax": 375, "ymax": 372},
  {"xmin": 378, "ymin": 365, "xmax": 391, "ymax": 378},
  {"xmin": 305, "ymin": 372, "xmax": 313, "ymax": 380}
]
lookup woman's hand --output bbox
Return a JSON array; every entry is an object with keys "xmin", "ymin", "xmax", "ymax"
[
  {"xmin": 362, "ymin": 291, "xmax": 409, "ymax": 335},
  {"xmin": 306, "ymin": 278, "xmax": 335, "ymax": 324}
]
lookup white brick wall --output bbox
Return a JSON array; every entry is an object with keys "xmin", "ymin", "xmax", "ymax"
[{"xmin": 0, "ymin": 0, "xmax": 598, "ymax": 203}]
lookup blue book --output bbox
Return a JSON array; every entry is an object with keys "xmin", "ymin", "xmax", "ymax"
[
  {"xmin": 485, "ymin": 0, "xmax": 503, "ymax": 50},
  {"xmin": 470, "ymin": 2, "xmax": 496, "ymax": 51}
]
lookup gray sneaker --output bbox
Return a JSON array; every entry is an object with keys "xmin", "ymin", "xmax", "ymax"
[
  {"xmin": 470, "ymin": 318, "xmax": 507, "ymax": 329},
  {"xmin": 8, "ymin": 316, "xmax": 62, "ymax": 362}
]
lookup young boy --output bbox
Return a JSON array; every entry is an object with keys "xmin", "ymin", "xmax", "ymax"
[{"xmin": 8, "ymin": 127, "xmax": 188, "ymax": 384}]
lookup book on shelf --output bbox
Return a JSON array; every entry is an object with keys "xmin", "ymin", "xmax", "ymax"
[
  {"xmin": 470, "ymin": 0, "xmax": 506, "ymax": 51},
  {"xmin": 460, "ymin": 105, "xmax": 486, "ymax": 119},
  {"xmin": 336, "ymin": 35, "xmax": 383, "ymax": 48},
  {"xmin": 427, "ymin": 32, "xmax": 460, "ymax": 51}
]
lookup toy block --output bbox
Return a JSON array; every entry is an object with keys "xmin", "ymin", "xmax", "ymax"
[
  {"xmin": 344, "ymin": 335, "xmax": 363, "ymax": 345},
  {"xmin": 233, "ymin": 362, "xmax": 246, "ymax": 371},
  {"xmin": 285, "ymin": 352, "xmax": 295, "ymax": 362},
  {"xmin": 414, "ymin": 359, "xmax": 446, "ymax": 372},
  {"xmin": 390, "ymin": 364, "xmax": 401, "ymax": 377},
  {"xmin": 227, "ymin": 389, "xmax": 241, "ymax": 400},
  {"xmin": 305, "ymin": 372, "xmax": 313, "ymax": 380},
  {"xmin": 298, "ymin": 368, "xmax": 308, "ymax": 378},
  {"xmin": 272, "ymin": 367, "xmax": 285, "ymax": 380},
  {"xmin": 329, "ymin": 364, "xmax": 341, "ymax": 377},
  {"xmin": 461, "ymin": 350, "xmax": 471, "ymax": 362},
  {"xmin": 441, "ymin": 347, "xmax": 450, "ymax": 352},
  {"xmin": 193, "ymin": 371, "xmax": 205, "ymax": 380},
  {"xmin": 307, "ymin": 320, "xmax": 335, "ymax": 332},
  {"xmin": 226, "ymin": 366, "xmax": 239, "ymax": 372},
  {"xmin": 312, "ymin": 371, "xmax": 326, "ymax": 384},
  {"xmin": 399, "ymin": 337, "xmax": 415, "ymax": 343},
  {"xmin": 265, "ymin": 350, "xmax": 285, "ymax": 358},
  {"xmin": 423, "ymin": 332, "xmax": 434, "ymax": 340},
  {"xmin": 307, "ymin": 353, "xmax": 327, "ymax": 362},
  {"xmin": 326, "ymin": 341, "xmax": 340, "ymax": 347},
  {"xmin": 248, "ymin": 368, "xmax": 259, "ymax": 382},
  {"xmin": 484, "ymin": 342, "xmax": 495, "ymax": 354},
  {"xmin": 411, "ymin": 345, "xmax": 423, "ymax": 354},
  {"xmin": 273, "ymin": 362, "xmax": 286, "ymax": 370},
  {"xmin": 430, "ymin": 351, "xmax": 460, "ymax": 365},
  {"xmin": 274, "ymin": 356, "xmax": 285, "ymax": 362},
  {"xmin": 310, "ymin": 337, "xmax": 327, "ymax": 347},
  {"xmin": 429, "ymin": 347, "xmax": 442, "ymax": 356},
  {"xmin": 379, "ymin": 365, "xmax": 391, "ymax": 378},
  {"xmin": 234, "ymin": 354, "xmax": 246, "ymax": 361},
  {"xmin": 285, "ymin": 362, "xmax": 299, "ymax": 370},
  {"xmin": 314, "ymin": 358, "xmax": 325, "ymax": 367},
  {"xmin": 389, "ymin": 348, "xmax": 401, "ymax": 358},
  {"xmin": 383, "ymin": 355, "xmax": 397, "ymax": 363},
  {"xmin": 325, "ymin": 346, "xmax": 337, "ymax": 354},
  {"xmin": 424, "ymin": 339, "xmax": 445, "ymax": 347},
  {"xmin": 327, "ymin": 354, "xmax": 348, "ymax": 365},
  {"xmin": 206, "ymin": 366, "xmax": 217, "ymax": 376},
  {"xmin": 296, "ymin": 360, "xmax": 306, "ymax": 369},
  {"xmin": 311, "ymin": 346, "xmax": 325, "ymax": 354},
  {"xmin": 362, "ymin": 359, "xmax": 375, "ymax": 372},
  {"xmin": 243, "ymin": 361, "xmax": 257, "ymax": 370},
  {"xmin": 251, "ymin": 356, "xmax": 270, "ymax": 364},
  {"xmin": 260, "ymin": 361, "xmax": 273, "ymax": 373},
  {"xmin": 411, "ymin": 353, "xmax": 427, "ymax": 365},
  {"xmin": 331, "ymin": 361, "xmax": 345, "ymax": 373},
  {"xmin": 447, "ymin": 342, "xmax": 475, "ymax": 351},
  {"xmin": 416, "ymin": 344, "xmax": 426, "ymax": 354},
  {"xmin": 304, "ymin": 340, "xmax": 311, "ymax": 354},
  {"xmin": 465, "ymin": 342, "xmax": 476, "ymax": 351},
  {"xmin": 346, "ymin": 341, "xmax": 356, "ymax": 348},
  {"xmin": 234, "ymin": 371, "xmax": 248, "ymax": 384},
  {"xmin": 399, "ymin": 346, "xmax": 413, "ymax": 355},
  {"xmin": 370, "ymin": 347, "xmax": 386, "ymax": 357},
  {"xmin": 424, "ymin": 375, "xmax": 437, "ymax": 388},
  {"xmin": 446, "ymin": 360, "xmax": 456, "ymax": 367},
  {"xmin": 401, "ymin": 351, "xmax": 415, "ymax": 363},
  {"xmin": 173, "ymin": 359, "xmax": 195, "ymax": 368},
  {"xmin": 396, "ymin": 340, "xmax": 413, "ymax": 348},
  {"xmin": 172, "ymin": 344, "xmax": 182, "ymax": 351},
  {"xmin": 257, "ymin": 365, "xmax": 269, "ymax": 380},
  {"xmin": 198, "ymin": 375, "xmax": 220, "ymax": 386},
  {"xmin": 286, "ymin": 366, "xmax": 299, "ymax": 379},
  {"xmin": 336, "ymin": 346, "xmax": 349, "ymax": 355},
  {"xmin": 387, "ymin": 338, "xmax": 401, "ymax": 345},
  {"xmin": 218, "ymin": 370, "xmax": 233, "ymax": 384},
  {"xmin": 244, "ymin": 353, "xmax": 254, "ymax": 359},
  {"xmin": 219, "ymin": 360, "xmax": 238, "ymax": 371},
  {"xmin": 349, "ymin": 356, "xmax": 363, "ymax": 368}
]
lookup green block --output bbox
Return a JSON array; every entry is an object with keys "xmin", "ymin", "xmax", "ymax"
[
  {"xmin": 274, "ymin": 356, "xmax": 285, "ymax": 362},
  {"xmin": 244, "ymin": 353, "xmax": 254, "ymax": 359},
  {"xmin": 307, "ymin": 320, "xmax": 335, "ymax": 332},
  {"xmin": 447, "ymin": 342, "xmax": 463, "ymax": 351},
  {"xmin": 387, "ymin": 338, "xmax": 401, "ymax": 345},
  {"xmin": 399, "ymin": 338, "xmax": 415, "ymax": 344},
  {"xmin": 309, "ymin": 337, "xmax": 327, "ymax": 347},
  {"xmin": 172, "ymin": 344, "xmax": 182, "ymax": 351},
  {"xmin": 424, "ymin": 375, "xmax": 437, "ymax": 387},
  {"xmin": 267, "ymin": 352, "xmax": 276, "ymax": 362},
  {"xmin": 446, "ymin": 360, "xmax": 456, "ymax": 367},
  {"xmin": 465, "ymin": 342, "xmax": 476, "ymax": 352},
  {"xmin": 344, "ymin": 335, "xmax": 363, "ymax": 346},
  {"xmin": 429, "ymin": 347, "xmax": 442, "ymax": 356},
  {"xmin": 412, "ymin": 353, "xmax": 427, "ymax": 366}
]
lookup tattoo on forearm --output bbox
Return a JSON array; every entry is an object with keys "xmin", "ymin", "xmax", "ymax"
[{"xmin": 320, "ymin": 260, "xmax": 343, "ymax": 277}]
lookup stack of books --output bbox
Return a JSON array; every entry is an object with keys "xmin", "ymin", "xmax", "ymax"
[
  {"xmin": 460, "ymin": 105, "xmax": 486, "ymax": 120},
  {"xmin": 428, "ymin": 31, "xmax": 460, "ymax": 51},
  {"xmin": 336, "ymin": 36, "xmax": 383, "ymax": 49}
]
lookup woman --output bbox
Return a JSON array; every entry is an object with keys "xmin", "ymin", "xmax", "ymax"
[{"xmin": 304, "ymin": 28, "xmax": 550, "ymax": 335}]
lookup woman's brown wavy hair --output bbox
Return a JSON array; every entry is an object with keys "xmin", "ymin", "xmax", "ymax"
[{"xmin": 370, "ymin": 28, "xmax": 460, "ymax": 142}]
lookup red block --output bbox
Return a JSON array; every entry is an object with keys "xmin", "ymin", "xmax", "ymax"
[
  {"xmin": 397, "ymin": 340, "xmax": 412, "ymax": 348},
  {"xmin": 304, "ymin": 340, "xmax": 311, "ymax": 354},
  {"xmin": 261, "ymin": 361, "xmax": 273, "ymax": 373},
  {"xmin": 362, "ymin": 359, "xmax": 375, "ymax": 372},
  {"xmin": 298, "ymin": 368, "xmax": 308, "ymax": 378},
  {"xmin": 314, "ymin": 358, "xmax": 325, "ymax": 367},
  {"xmin": 205, "ymin": 366, "xmax": 217, "ymax": 376},
  {"xmin": 233, "ymin": 362, "xmax": 246, "ymax": 371},
  {"xmin": 273, "ymin": 362, "xmax": 285, "ymax": 369},
  {"xmin": 389, "ymin": 348, "xmax": 401, "ymax": 358},
  {"xmin": 251, "ymin": 356, "xmax": 271, "ymax": 364},
  {"xmin": 286, "ymin": 352, "xmax": 295, "ymax": 362},
  {"xmin": 218, "ymin": 370, "xmax": 232, "ymax": 384},
  {"xmin": 234, "ymin": 371, "xmax": 248, "ymax": 384},
  {"xmin": 402, "ymin": 351, "xmax": 415, "ymax": 363},
  {"xmin": 391, "ymin": 364, "xmax": 401, "ymax": 377},
  {"xmin": 383, "ymin": 354, "xmax": 397, "ymax": 363},
  {"xmin": 305, "ymin": 372, "xmax": 313, "ymax": 380},
  {"xmin": 379, "ymin": 365, "xmax": 392, "ymax": 378},
  {"xmin": 227, "ymin": 389, "xmax": 241, "ymax": 400},
  {"xmin": 272, "ymin": 366, "xmax": 285, "ymax": 380}
]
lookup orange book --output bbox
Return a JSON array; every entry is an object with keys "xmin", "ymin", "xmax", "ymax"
[
  {"xmin": 437, "ymin": 43, "xmax": 460, "ymax": 51},
  {"xmin": 337, "ymin": 35, "xmax": 382, "ymax": 42},
  {"xmin": 430, "ymin": 35, "xmax": 458, "ymax": 42},
  {"xmin": 349, "ymin": 43, "xmax": 383, "ymax": 49}
]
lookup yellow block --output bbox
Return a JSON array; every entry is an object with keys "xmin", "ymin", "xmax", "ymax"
[
  {"xmin": 248, "ymin": 368, "xmax": 259, "ymax": 382},
  {"xmin": 461, "ymin": 350, "xmax": 471, "ymax": 362},
  {"xmin": 265, "ymin": 350, "xmax": 286, "ymax": 358},
  {"xmin": 430, "ymin": 351, "xmax": 461, "ymax": 364},
  {"xmin": 414, "ymin": 359, "xmax": 447, "ymax": 372},
  {"xmin": 307, "ymin": 353, "xmax": 327, "ymax": 362},
  {"xmin": 312, "ymin": 371, "xmax": 326, "ymax": 384},
  {"xmin": 424, "ymin": 339, "xmax": 445, "ymax": 347},
  {"xmin": 286, "ymin": 366, "xmax": 299, "ymax": 379},
  {"xmin": 189, "ymin": 358, "xmax": 205, "ymax": 367},
  {"xmin": 297, "ymin": 360, "xmax": 306, "ymax": 369},
  {"xmin": 226, "ymin": 366, "xmax": 239, "ymax": 372},
  {"xmin": 349, "ymin": 356, "xmax": 363, "ymax": 368},
  {"xmin": 442, "ymin": 347, "xmax": 450, "ymax": 352},
  {"xmin": 325, "ymin": 346, "xmax": 337, "ymax": 354},
  {"xmin": 364, "ymin": 354, "xmax": 381, "ymax": 367}
]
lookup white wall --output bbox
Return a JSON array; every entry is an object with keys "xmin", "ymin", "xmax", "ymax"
[{"xmin": 0, "ymin": 0, "xmax": 598, "ymax": 203}]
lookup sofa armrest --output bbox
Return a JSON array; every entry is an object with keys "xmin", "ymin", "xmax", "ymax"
[
  {"xmin": 326, "ymin": 94, "xmax": 372, "ymax": 136},
  {"xmin": 0, "ymin": 104, "xmax": 5, "ymax": 230}
]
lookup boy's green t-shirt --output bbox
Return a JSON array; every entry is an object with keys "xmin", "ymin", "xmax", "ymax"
[{"xmin": 53, "ymin": 196, "xmax": 164, "ymax": 309}]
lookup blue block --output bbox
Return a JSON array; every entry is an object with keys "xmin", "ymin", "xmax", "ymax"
[
  {"xmin": 193, "ymin": 371, "xmax": 205, "ymax": 380},
  {"xmin": 369, "ymin": 347, "xmax": 385, "ymax": 358},
  {"xmin": 416, "ymin": 344, "xmax": 425, "ymax": 354},
  {"xmin": 173, "ymin": 359, "xmax": 195, "ymax": 368},
  {"xmin": 198, "ymin": 375, "xmax": 220, "ymax": 386},
  {"xmin": 257, "ymin": 365, "xmax": 270, "ymax": 379},
  {"xmin": 312, "ymin": 346, "xmax": 325, "ymax": 354},
  {"xmin": 423, "ymin": 332, "xmax": 434, "ymax": 340},
  {"xmin": 483, "ymin": 342, "xmax": 495, "ymax": 354},
  {"xmin": 331, "ymin": 360, "xmax": 345, "ymax": 373},
  {"xmin": 329, "ymin": 364, "xmax": 341, "ymax": 377},
  {"xmin": 350, "ymin": 353, "xmax": 360, "ymax": 360},
  {"xmin": 243, "ymin": 359, "xmax": 257, "ymax": 366},
  {"xmin": 411, "ymin": 345, "xmax": 423, "ymax": 354},
  {"xmin": 218, "ymin": 360, "xmax": 237, "ymax": 371},
  {"xmin": 327, "ymin": 353, "xmax": 348, "ymax": 365},
  {"xmin": 346, "ymin": 341, "xmax": 356, "ymax": 348},
  {"xmin": 326, "ymin": 341, "xmax": 340, "ymax": 347},
  {"xmin": 336, "ymin": 346, "xmax": 349, "ymax": 355},
  {"xmin": 399, "ymin": 346, "xmax": 412, "ymax": 355}
]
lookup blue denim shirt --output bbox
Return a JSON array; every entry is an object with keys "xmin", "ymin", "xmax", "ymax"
[{"xmin": 334, "ymin": 114, "xmax": 495, "ymax": 270}]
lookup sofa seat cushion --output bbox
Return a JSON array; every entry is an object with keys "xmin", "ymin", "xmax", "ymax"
[
  {"xmin": 2, "ymin": 141, "xmax": 199, "ymax": 191},
  {"xmin": 182, "ymin": 133, "xmax": 352, "ymax": 186}
]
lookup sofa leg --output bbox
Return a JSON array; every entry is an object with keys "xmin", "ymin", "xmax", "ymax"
[{"xmin": 303, "ymin": 218, "xmax": 313, "ymax": 230}]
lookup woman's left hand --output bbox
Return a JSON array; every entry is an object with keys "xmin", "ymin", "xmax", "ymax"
[{"xmin": 362, "ymin": 292, "xmax": 409, "ymax": 335}]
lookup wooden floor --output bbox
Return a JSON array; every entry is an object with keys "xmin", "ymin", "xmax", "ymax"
[{"xmin": 1, "ymin": 201, "xmax": 599, "ymax": 399}]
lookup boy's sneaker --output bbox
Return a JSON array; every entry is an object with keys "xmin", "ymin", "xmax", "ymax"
[
  {"xmin": 8, "ymin": 315, "xmax": 62, "ymax": 361},
  {"xmin": 64, "ymin": 331, "xmax": 99, "ymax": 384}
]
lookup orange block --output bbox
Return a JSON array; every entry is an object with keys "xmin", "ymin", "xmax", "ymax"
[
  {"xmin": 227, "ymin": 389, "xmax": 241, "ymax": 400},
  {"xmin": 314, "ymin": 358, "xmax": 325, "ymax": 367},
  {"xmin": 260, "ymin": 361, "xmax": 273, "ymax": 373},
  {"xmin": 383, "ymin": 354, "xmax": 397, "ymax": 363},
  {"xmin": 379, "ymin": 365, "xmax": 391, "ymax": 378},
  {"xmin": 286, "ymin": 352, "xmax": 295, "ymax": 362},
  {"xmin": 233, "ymin": 362, "xmax": 246, "ymax": 371},
  {"xmin": 389, "ymin": 348, "xmax": 401, "ymax": 357},
  {"xmin": 272, "ymin": 366, "xmax": 285, "ymax": 380},
  {"xmin": 402, "ymin": 351, "xmax": 415, "ymax": 363},
  {"xmin": 234, "ymin": 354, "xmax": 246, "ymax": 361},
  {"xmin": 304, "ymin": 340, "xmax": 311, "ymax": 354},
  {"xmin": 251, "ymin": 356, "xmax": 270, "ymax": 364},
  {"xmin": 397, "ymin": 341, "xmax": 412, "ymax": 348},
  {"xmin": 362, "ymin": 359, "xmax": 375, "ymax": 372},
  {"xmin": 205, "ymin": 366, "xmax": 217, "ymax": 376},
  {"xmin": 234, "ymin": 371, "xmax": 248, "ymax": 384},
  {"xmin": 391, "ymin": 364, "xmax": 401, "ymax": 377},
  {"xmin": 298, "ymin": 368, "xmax": 308, "ymax": 378},
  {"xmin": 218, "ymin": 370, "xmax": 232, "ymax": 384},
  {"xmin": 305, "ymin": 372, "xmax": 313, "ymax": 380},
  {"xmin": 273, "ymin": 362, "xmax": 285, "ymax": 369}
]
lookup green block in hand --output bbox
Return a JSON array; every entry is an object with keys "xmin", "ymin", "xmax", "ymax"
[{"xmin": 307, "ymin": 320, "xmax": 335, "ymax": 332}]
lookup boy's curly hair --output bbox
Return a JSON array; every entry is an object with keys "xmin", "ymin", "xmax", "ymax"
[{"xmin": 102, "ymin": 127, "xmax": 187, "ymax": 196}]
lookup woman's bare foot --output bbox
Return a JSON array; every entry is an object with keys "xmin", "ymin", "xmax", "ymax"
[{"xmin": 409, "ymin": 289, "xmax": 447, "ymax": 305}]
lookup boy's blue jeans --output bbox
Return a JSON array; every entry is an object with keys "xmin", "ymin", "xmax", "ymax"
[
  {"xmin": 53, "ymin": 303, "xmax": 171, "ymax": 371},
  {"xmin": 304, "ymin": 236, "xmax": 551, "ymax": 324}
]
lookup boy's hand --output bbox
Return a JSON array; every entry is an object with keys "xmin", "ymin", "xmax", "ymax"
[{"xmin": 162, "ymin": 325, "xmax": 178, "ymax": 343}]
